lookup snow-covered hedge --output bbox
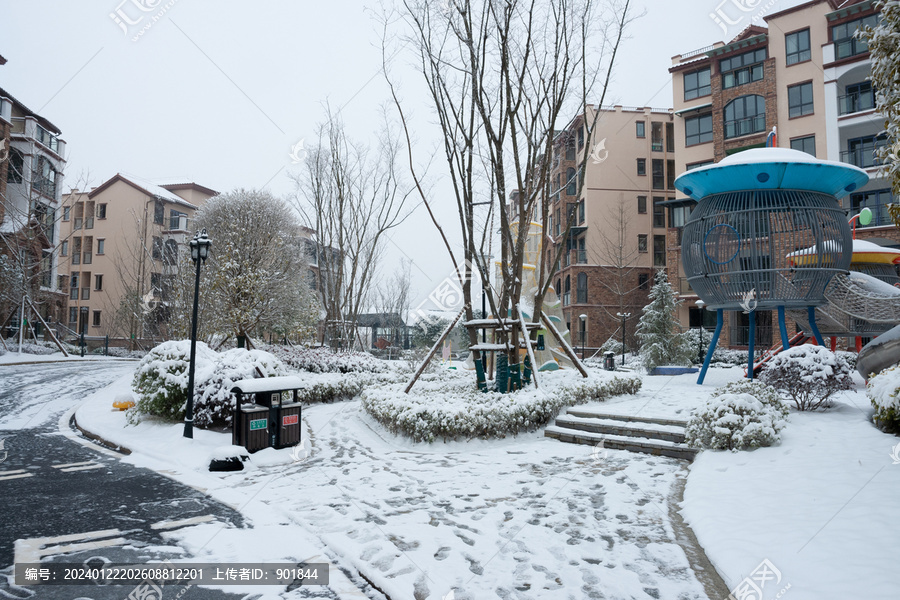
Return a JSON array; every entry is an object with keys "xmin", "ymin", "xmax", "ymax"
[
  {"xmin": 265, "ymin": 345, "xmax": 389, "ymax": 374},
  {"xmin": 361, "ymin": 372, "xmax": 642, "ymax": 442},
  {"xmin": 130, "ymin": 340, "xmax": 217, "ymax": 423},
  {"xmin": 866, "ymin": 363, "xmax": 900, "ymax": 433},
  {"xmin": 685, "ymin": 380, "xmax": 790, "ymax": 451},
  {"xmin": 0, "ymin": 341, "xmax": 59, "ymax": 356},
  {"xmin": 193, "ymin": 349, "xmax": 288, "ymax": 428},
  {"xmin": 759, "ymin": 345, "xmax": 854, "ymax": 411}
]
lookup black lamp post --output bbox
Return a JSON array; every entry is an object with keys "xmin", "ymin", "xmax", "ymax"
[
  {"xmin": 695, "ymin": 299, "xmax": 706, "ymax": 364},
  {"xmin": 579, "ymin": 314, "xmax": 587, "ymax": 360},
  {"xmin": 616, "ymin": 312, "xmax": 630, "ymax": 365},
  {"xmin": 184, "ymin": 228, "xmax": 211, "ymax": 439}
]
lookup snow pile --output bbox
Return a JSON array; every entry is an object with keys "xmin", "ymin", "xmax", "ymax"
[
  {"xmin": 193, "ymin": 348, "xmax": 288, "ymax": 428},
  {"xmin": 759, "ymin": 344, "xmax": 854, "ymax": 410},
  {"xmin": 866, "ymin": 363, "xmax": 900, "ymax": 432},
  {"xmin": 265, "ymin": 344, "xmax": 389, "ymax": 373},
  {"xmin": 361, "ymin": 371, "xmax": 641, "ymax": 442},
  {"xmin": 685, "ymin": 380, "xmax": 790, "ymax": 451}
]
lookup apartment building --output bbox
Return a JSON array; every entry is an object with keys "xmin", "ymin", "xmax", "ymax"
[
  {"xmin": 668, "ymin": 0, "xmax": 890, "ymax": 348},
  {"xmin": 539, "ymin": 105, "xmax": 676, "ymax": 353},
  {"xmin": 0, "ymin": 59, "xmax": 69, "ymax": 333},
  {"xmin": 60, "ymin": 174, "xmax": 217, "ymax": 345}
]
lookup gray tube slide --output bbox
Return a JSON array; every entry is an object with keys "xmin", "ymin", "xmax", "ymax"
[{"xmin": 858, "ymin": 323, "xmax": 900, "ymax": 379}]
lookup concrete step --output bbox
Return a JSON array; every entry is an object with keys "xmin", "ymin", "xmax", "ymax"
[
  {"xmin": 554, "ymin": 414, "xmax": 687, "ymax": 444},
  {"xmin": 564, "ymin": 408, "xmax": 688, "ymax": 429},
  {"xmin": 544, "ymin": 426, "xmax": 699, "ymax": 461}
]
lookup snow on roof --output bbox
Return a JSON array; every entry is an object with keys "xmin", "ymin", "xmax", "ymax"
[
  {"xmin": 117, "ymin": 173, "xmax": 199, "ymax": 210},
  {"xmin": 852, "ymin": 239, "xmax": 900, "ymax": 254},
  {"xmin": 230, "ymin": 375, "xmax": 308, "ymax": 394}
]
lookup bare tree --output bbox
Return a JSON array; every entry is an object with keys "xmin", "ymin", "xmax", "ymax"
[
  {"xmin": 293, "ymin": 111, "xmax": 413, "ymax": 350},
  {"xmin": 387, "ymin": 0, "xmax": 634, "ymax": 389},
  {"xmin": 373, "ymin": 258, "xmax": 413, "ymax": 348}
]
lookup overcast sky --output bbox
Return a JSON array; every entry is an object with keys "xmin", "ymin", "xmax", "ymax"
[{"xmin": 1, "ymin": 0, "xmax": 806, "ymax": 311}]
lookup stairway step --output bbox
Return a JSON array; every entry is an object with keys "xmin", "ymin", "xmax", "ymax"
[
  {"xmin": 544, "ymin": 426, "xmax": 699, "ymax": 461},
  {"xmin": 555, "ymin": 414, "xmax": 686, "ymax": 444},
  {"xmin": 565, "ymin": 408, "xmax": 688, "ymax": 429}
]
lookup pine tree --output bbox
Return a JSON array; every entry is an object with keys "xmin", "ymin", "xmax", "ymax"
[{"xmin": 636, "ymin": 269, "xmax": 691, "ymax": 371}]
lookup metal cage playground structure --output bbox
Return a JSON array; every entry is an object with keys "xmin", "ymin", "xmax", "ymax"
[{"xmin": 675, "ymin": 148, "xmax": 870, "ymax": 384}]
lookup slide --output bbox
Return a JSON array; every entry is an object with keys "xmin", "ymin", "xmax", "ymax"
[{"xmin": 857, "ymin": 324, "xmax": 900, "ymax": 380}]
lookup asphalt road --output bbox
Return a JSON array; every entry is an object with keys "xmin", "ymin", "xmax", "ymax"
[{"xmin": 0, "ymin": 361, "xmax": 262, "ymax": 600}]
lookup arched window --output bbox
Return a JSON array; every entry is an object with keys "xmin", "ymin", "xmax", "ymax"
[
  {"xmin": 566, "ymin": 167, "xmax": 577, "ymax": 196},
  {"xmin": 564, "ymin": 275, "xmax": 571, "ymax": 305},
  {"xmin": 577, "ymin": 272, "xmax": 587, "ymax": 303},
  {"xmin": 555, "ymin": 278, "xmax": 561, "ymax": 298},
  {"xmin": 724, "ymin": 95, "xmax": 765, "ymax": 139}
]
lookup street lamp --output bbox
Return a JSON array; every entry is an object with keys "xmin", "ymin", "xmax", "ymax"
[
  {"xmin": 579, "ymin": 314, "xmax": 587, "ymax": 360},
  {"xmin": 615, "ymin": 312, "xmax": 631, "ymax": 365},
  {"xmin": 184, "ymin": 228, "xmax": 211, "ymax": 439},
  {"xmin": 695, "ymin": 299, "xmax": 706, "ymax": 364}
]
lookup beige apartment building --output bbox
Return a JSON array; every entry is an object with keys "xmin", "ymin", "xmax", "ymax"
[
  {"xmin": 541, "ymin": 105, "xmax": 676, "ymax": 353},
  {"xmin": 60, "ymin": 174, "xmax": 217, "ymax": 346},
  {"xmin": 667, "ymin": 0, "xmax": 891, "ymax": 349}
]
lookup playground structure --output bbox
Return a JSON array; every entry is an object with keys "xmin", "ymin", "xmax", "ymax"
[{"xmin": 675, "ymin": 147, "xmax": 873, "ymax": 384}]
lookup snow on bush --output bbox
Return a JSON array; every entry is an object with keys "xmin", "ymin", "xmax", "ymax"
[
  {"xmin": 759, "ymin": 345, "xmax": 854, "ymax": 411},
  {"xmin": 130, "ymin": 340, "xmax": 217, "ymax": 424},
  {"xmin": 685, "ymin": 380, "xmax": 790, "ymax": 451},
  {"xmin": 866, "ymin": 363, "xmax": 900, "ymax": 433},
  {"xmin": 361, "ymin": 371, "xmax": 642, "ymax": 442},
  {"xmin": 193, "ymin": 349, "xmax": 288, "ymax": 428},
  {"xmin": 265, "ymin": 345, "xmax": 389, "ymax": 374}
]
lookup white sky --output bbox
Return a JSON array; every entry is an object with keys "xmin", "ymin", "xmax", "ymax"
[{"xmin": 1, "ymin": 0, "xmax": 807, "ymax": 309}]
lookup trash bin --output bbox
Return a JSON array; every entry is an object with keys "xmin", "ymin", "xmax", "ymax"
[
  {"xmin": 231, "ymin": 376, "xmax": 305, "ymax": 452},
  {"xmin": 232, "ymin": 403, "xmax": 270, "ymax": 452},
  {"xmin": 604, "ymin": 351, "xmax": 616, "ymax": 371},
  {"xmin": 275, "ymin": 401, "xmax": 302, "ymax": 449}
]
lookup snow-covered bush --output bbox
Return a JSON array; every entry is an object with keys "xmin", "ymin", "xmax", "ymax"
[
  {"xmin": 599, "ymin": 337, "xmax": 625, "ymax": 357},
  {"xmin": 361, "ymin": 372, "xmax": 642, "ymax": 442},
  {"xmin": 296, "ymin": 374, "xmax": 367, "ymax": 404},
  {"xmin": 685, "ymin": 381, "xmax": 790, "ymax": 451},
  {"xmin": 265, "ymin": 345, "xmax": 388, "ymax": 374},
  {"xmin": 759, "ymin": 345, "xmax": 854, "ymax": 411},
  {"xmin": 866, "ymin": 363, "xmax": 900, "ymax": 433},
  {"xmin": 836, "ymin": 350, "xmax": 857, "ymax": 372},
  {"xmin": 130, "ymin": 340, "xmax": 217, "ymax": 424},
  {"xmin": 1, "ymin": 341, "xmax": 58, "ymax": 356},
  {"xmin": 193, "ymin": 349, "xmax": 288, "ymax": 428}
]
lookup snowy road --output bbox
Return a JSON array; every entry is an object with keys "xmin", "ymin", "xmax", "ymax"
[{"xmin": 0, "ymin": 361, "xmax": 255, "ymax": 600}]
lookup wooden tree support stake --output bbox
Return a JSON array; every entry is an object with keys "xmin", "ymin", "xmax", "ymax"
[
  {"xmin": 26, "ymin": 298, "xmax": 68, "ymax": 357},
  {"xmin": 517, "ymin": 305, "xmax": 539, "ymax": 389},
  {"xmin": 540, "ymin": 311, "xmax": 588, "ymax": 378},
  {"xmin": 404, "ymin": 306, "xmax": 467, "ymax": 394}
]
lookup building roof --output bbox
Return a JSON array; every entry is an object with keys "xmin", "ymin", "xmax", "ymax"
[
  {"xmin": 88, "ymin": 173, "xmax": 202, "ymax": 210},
  {"xmin": 0, "ymin": 85, "xmax": 62, "ymax": 134},
  {"xmin": 157, "ymin": 181, "xmax": 219, "ymax": 197}
]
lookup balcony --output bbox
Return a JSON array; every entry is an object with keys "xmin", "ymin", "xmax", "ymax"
[
  {"xmin": 841, "ymin": 143, "xmax": 886, "ymax": 169},
  {"xmin": 839, "ymin": 90, "xmax": 876, "ymax": 115},
  {"xmin": 576, "ymin": 250, "xmax": 587, "ymax": 264}
]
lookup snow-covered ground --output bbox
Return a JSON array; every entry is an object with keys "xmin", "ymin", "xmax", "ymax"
[{"xmin": 69, "ymin": 363, "xmax": 900, "ymax": 599}]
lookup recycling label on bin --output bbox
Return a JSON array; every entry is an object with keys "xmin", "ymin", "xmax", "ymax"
[
  {"xmin": 282, "ymin": 415, "xmax": 299, "ymax": 426},
  {"xmin": 249, "ymin": 418, "xmax": 267, "ymax": 431}
]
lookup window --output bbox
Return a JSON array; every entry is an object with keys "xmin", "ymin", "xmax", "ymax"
[
  {"xmin": 666, "ymin": 122, "xmax": 675, "ymax": 153},
  {"xmin": 33, "ymin": 156, "xmax": 57, "ymax": 197},
  {"xmin": 652, "ymin": 159, "xmax": 665, "ymax": 190},
  {"xmin": 97, "ymin": 239, "xmax": 105, "ymax": 255},
  {"xmin": 555, "ymin": 208, "xmax": 561, "ymax": 236},
  {"xmin": 565, "ymin": 137, "xmax": 576, "ymax": 161},
  {"xmin": 833, "ymin": 14, "xmax": 879, "ymax": 60},
  {"xmin": 95, "ymin": 274, "xmax": 103, "ymax": 290},
  {"xmin": 653, "ymin": 235, "xmax": 666, "ymax": 267},
  {"xmin": 840, "ymin": 81, "xmax": 875, "ymax": 115},
  {"xmin": 577, "ymin": 128, "xmax": 584, "ymax": 149},
  {"xmin": 667, "ymin": 159, "xmax": 676, "ymax": 190},
  {"xmin": 685, "ymin": 114, "xmax": 713, "ymax": 146},
  {"xmin": 844, "ymin": 134, "xmax": 887, "ymax": 168},
  {"xmin": 786, "ymin": 29, "xmax": 811, "ymax": 65},
  {"xmin": 790, "ymin": 135, "xmax": 816, "ymax": 157},
  {"xmin": 554, "ymin": 173, "xmax": 561, "ymax": 202},
  {"xmin": 724, "ymin": 95, "xmax": 766, "ymax": 139},
  {"xmin": 720, "ymin": 47, "xmax": 767, "ymax": 89},
  {"xmin": 151, "ymin": 272, "xmax": 162, "ymax": 295},
  {"xmin": 69, "ymin": 307, "xmax": 78, "ymax": 324},
  {"xmin": 63, "ymin": 206, "xmax": 71, "ymax": 221},
  {"xmin": 563, "ymin": 275, "xmax": 571, "ymax": 306},
  {"xmin": 578, "ymin": 200, "xmax": 585, "ymax": 224},
  {"xmin": 308, "ymin": 269, "xmax": 317, "ymax": 291},
  {"xmin": 153, "ymin": 200, "xmax": 165, "ymax": 225},
  {"xmin": 788, "ymin": 82, "xmax": 814, "ymax": 118},
  {"xmin": 7, "ymin": 148, "xmax": 24, "ymax": 184},
  {"xmin": 97, "ymin": 204, "xmax": 107, "ymax": 219},
  {"xmin": 164, "ymin": 239, "xmax": 178, "ymax": 265},
  {"xmin": 637, "ymin": 158, "xmax": 646, "ymax": 176},
  {"xmin": 686, "ymin": 160, "xmax": 715, "ymax": 171},
  {"xmin": 651, "ymin": 122, "xmax": 663, "ymax": 152},
  {"xmin": 566, "ymin": 167, "xmax": 577, "ymax": 196},
  {"xmin": 61, "ymin": 241, "xmax": 68, "ymax": 256},
  {"xmin": 36, "ymin": 125, "xmax": 59, "ymax": 153},
  {"xmin": 40, "ymin": 251, "xmax": 52, "ymax": 288},
  {"xmin": 169, "ymin": 209, "xmax": 187, "ymax": 230},
  {"xmin": 576, "ymin": 272, "xmax": 588, "ymax": 304},
  {"xmin": 638, "ymin": 234, "xmax": 648, "ymax": 253},
  {"xmin": 684, "ymin": 68, "xmax": 711, "ymax": 100},
  {"xmin": 653, "ymin": 197, "xmax": 666, "ymax": 228},
  {"xmin": 636, "ymin": 121, "xmax": 646, "ymax": 138},
  {"xmin": 81, "ymin": 287, "xmax": 90, "ymax": 301},
  {"xmin": 92, "ymin": 311, "xmax": 101, "ymax": 327},
  {"xmin": 669, "ymin": 204, "xmax": 693, "ymax": 228},
  {"xmin": 638, "ymin": 273, "xmax": 649, "ymax": 290},
  {"xmin": 152, "ymin": 236, "xmax": 163, "ymax": 260},
  {"xmin": 851, "ymin": 189, "xmax": 894, "ymax": 226},
  {"xmin": 638, "ymin": 195, "xmax": 647, "ymax": 214},
  {"xmin": 72, "ymin": 238, "xmax": 81, "ymax": 265}
]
